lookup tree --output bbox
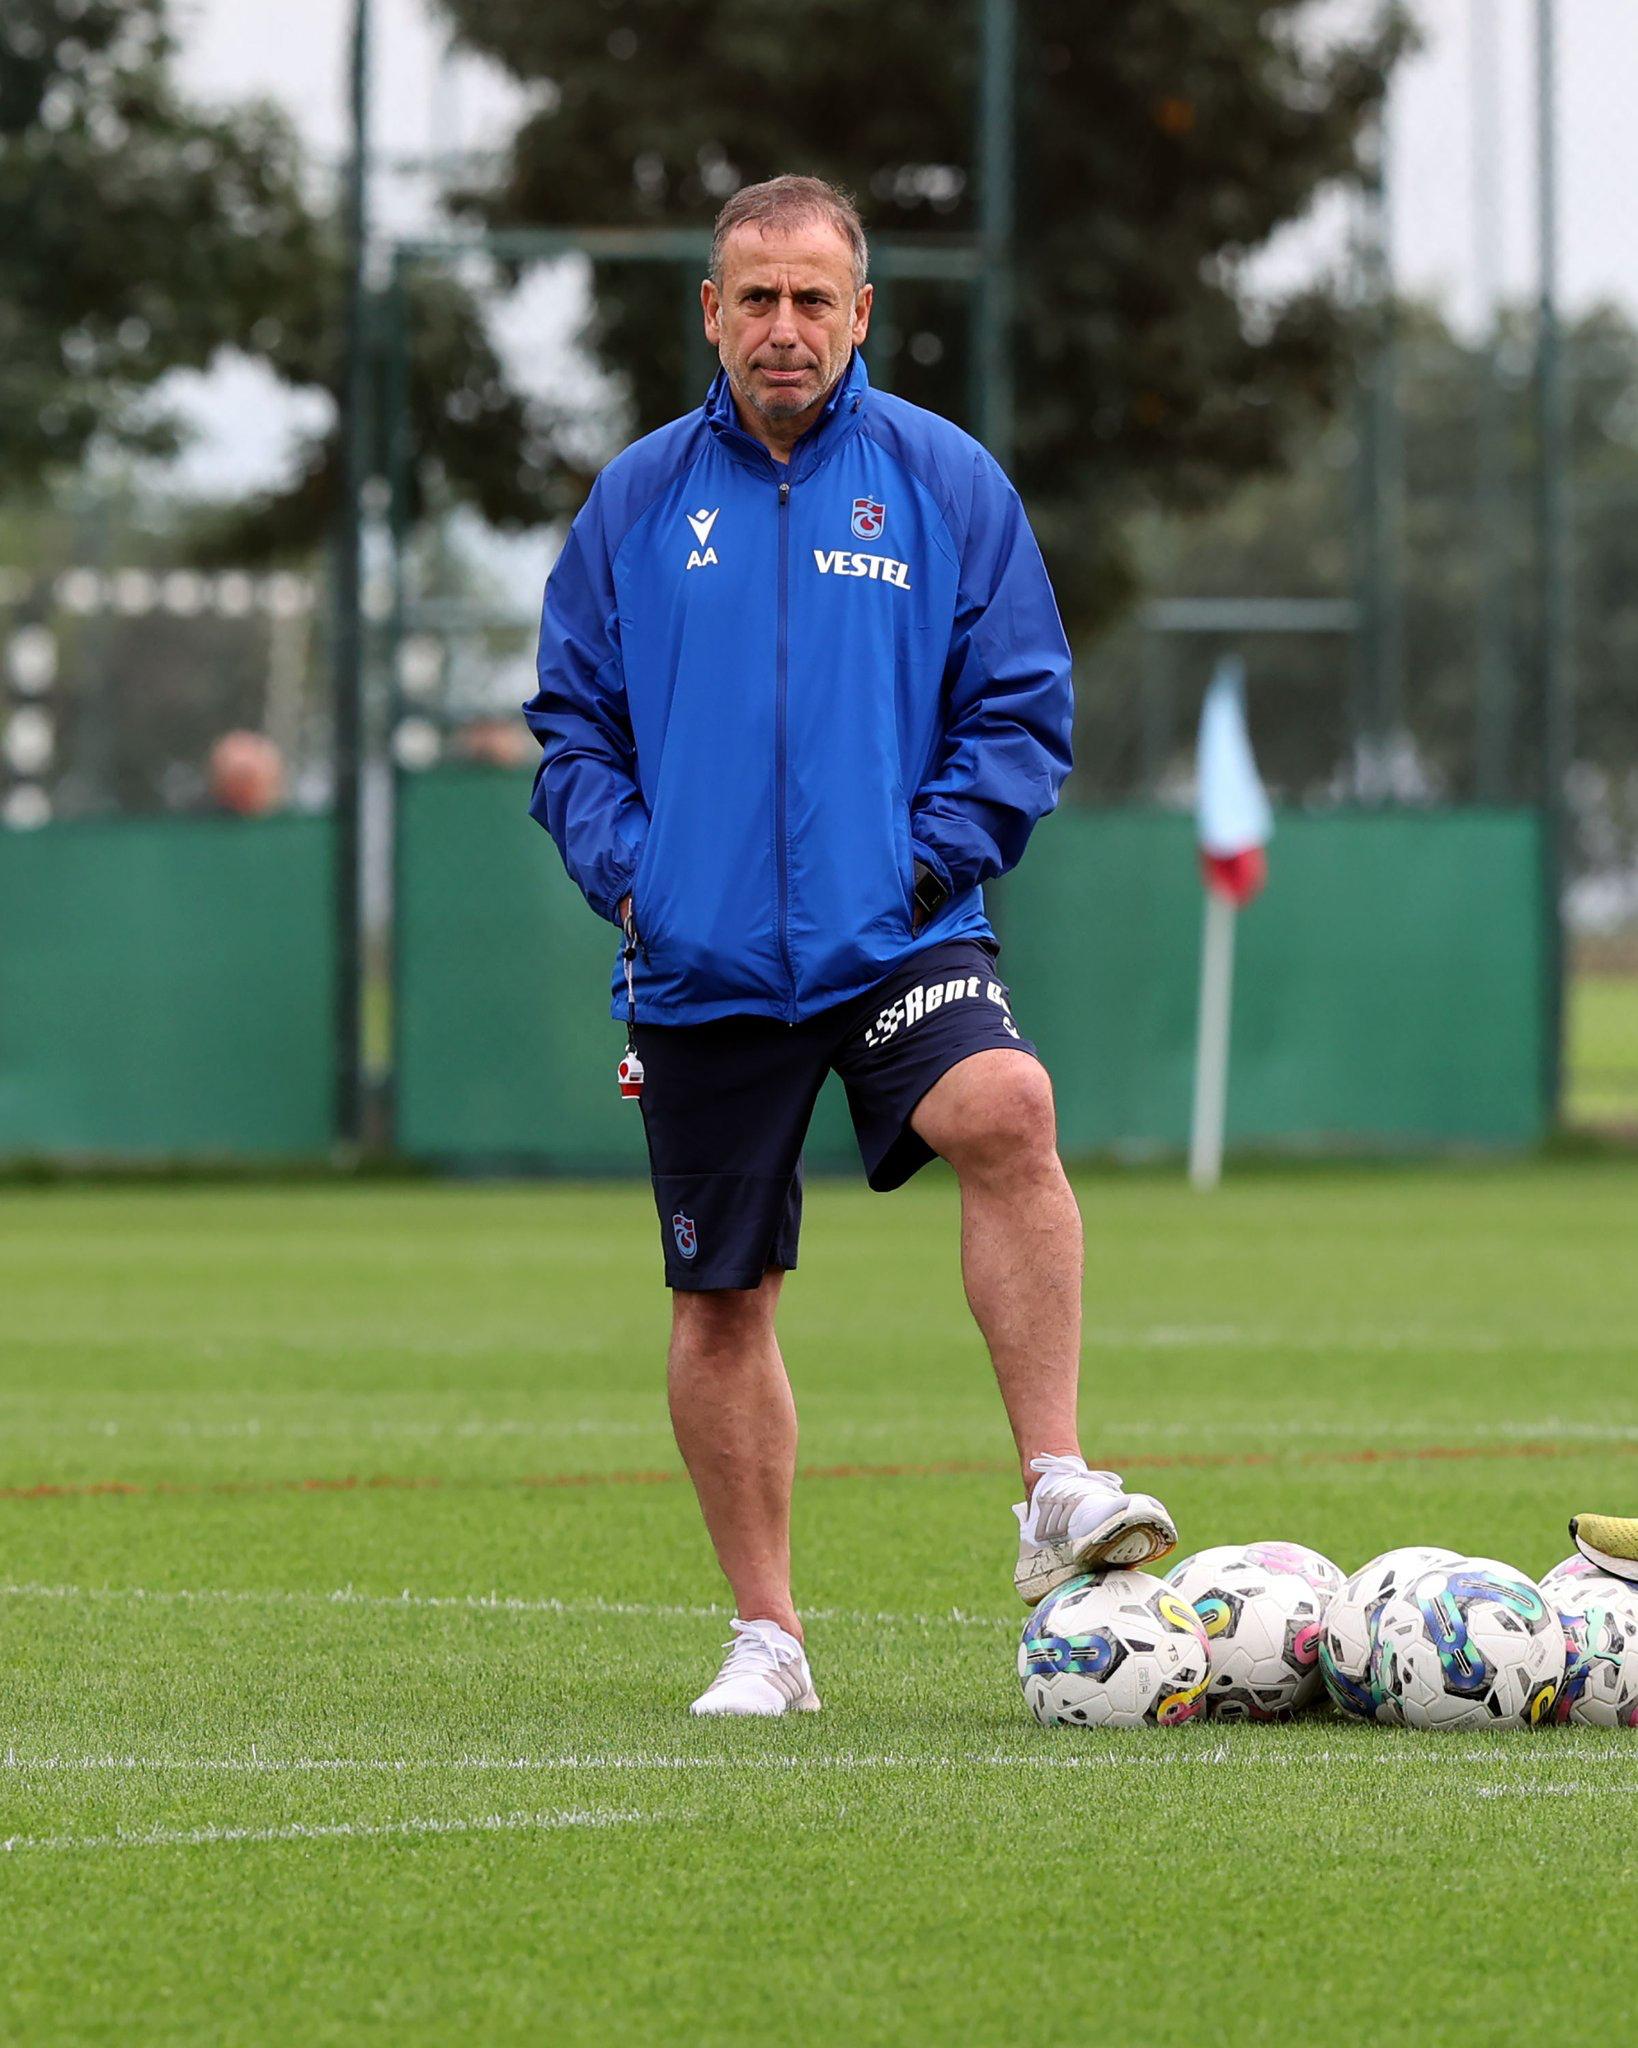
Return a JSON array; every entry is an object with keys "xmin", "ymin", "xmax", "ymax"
[
  {"xmin": 433, "ymin": 0, "xmax": 1410, "ymax": 636},
  {"xmin": 1080, "ymin": 303, "xmax": 1638, "ymax": 870},
  {"xmin": 0, "ymin": 0, "xmax": 541, "ymax": 552}
]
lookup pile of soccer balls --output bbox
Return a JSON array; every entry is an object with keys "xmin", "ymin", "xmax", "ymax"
[{"xmin": 1018, "ymin": 1541, "xmax": 1638, "ymax": 1731}]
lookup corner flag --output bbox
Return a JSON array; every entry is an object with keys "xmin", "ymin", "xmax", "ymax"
[{"xmin": 1189, "ymin": 657, "xmax": 1272, "ymax": 1189}]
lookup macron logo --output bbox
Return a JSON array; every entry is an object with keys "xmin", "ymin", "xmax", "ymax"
[
  {"xmin": 812, "ymin": 548, "xmax": 912, "ymax": 590},
  {"xmin": 684, "ymin": 505, "xmax": 720, "ymax": 571}
]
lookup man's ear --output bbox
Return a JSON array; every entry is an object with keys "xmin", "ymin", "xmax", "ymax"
[
  {"xmin": 701, "ymin": 277, "xmax": 722, "ymax": 347},
  {"xmin": 851, "ymin": 282, "xmax": 874, "ymax": 347}
]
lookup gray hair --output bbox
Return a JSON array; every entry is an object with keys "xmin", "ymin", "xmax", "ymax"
[{"xmin": 708, "ymin": 175, "xmax": 870, "ymax": 292}]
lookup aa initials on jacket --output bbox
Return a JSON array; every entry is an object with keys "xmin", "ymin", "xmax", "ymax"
[{"xmin": 525, "ymin": 349, "xmax": 1074, "ymax": 1027}]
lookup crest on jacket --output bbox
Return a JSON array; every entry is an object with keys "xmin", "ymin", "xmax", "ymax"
[{"xmin": 850, "ymin": 497, "xmax": 886, "ymax": 540}]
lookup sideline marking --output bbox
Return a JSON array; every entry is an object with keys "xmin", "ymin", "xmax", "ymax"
[
  {"xmin": 3, "ymin": 1748, "xmax": 1632, "ymax": 1780},
  {"xmin": 0, "ymin": 1579, "xmax": 1012, "ymax": 1632},
  {"xmin": 2, "ymin": 1435, "xmax": 1636, "ymax": 1505},
  {"xmin": 0, "ymin": 1807, "xmax": 647, "ymax": 1856}
]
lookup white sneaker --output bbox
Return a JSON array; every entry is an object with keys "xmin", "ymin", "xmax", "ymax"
[
  {"xmin": 1013, "ymin": 1454, "xmax": 1178, "ymax": 1605},
  {"xmin": 689, "ymin": 1618, "xmax": 822, "ymax": 1717}
]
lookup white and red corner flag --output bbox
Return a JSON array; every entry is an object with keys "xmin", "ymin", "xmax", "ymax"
[
  {"xmin": 1189, "ymin": 656, "xmax": 1272, "ymax": 1190},
  {"xmin": 1196, "ymin": 654, "xmax": 1273, "ymax": 905}
]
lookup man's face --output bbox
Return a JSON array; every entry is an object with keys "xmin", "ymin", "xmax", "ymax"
[{"xmin": 702, "ymin": 219, "xmax": 871, "ymax": 435}]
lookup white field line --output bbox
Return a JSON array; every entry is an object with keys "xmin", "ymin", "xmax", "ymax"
[
  {"xmin": 0, "ymin": 1580, "xmax": 1011, "ymax": 1633},
  {"xmin": 0, "ymin": 1807, "xmax": 646, "ymax": 1856},
  {"xmin": 4, "ymin": 1747, "xmax": 1635, "ymax": 1779}
]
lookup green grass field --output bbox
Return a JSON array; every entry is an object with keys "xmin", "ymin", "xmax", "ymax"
[
  {"xmin": 1569, "ymin": 971, "xmax": 1638, "ymax": 1127},
  {"xmin": 3, "ymin": 1165, "xmax": 1636, "ymax": 2044}
]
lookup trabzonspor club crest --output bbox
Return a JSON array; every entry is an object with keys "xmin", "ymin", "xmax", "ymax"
[
  {"xmin": 850, "ymin": 497, "xmax": 886, "ymax": 540},
  {"xmin": 672, "ymin": 1212, "xmax": 698, "ymax": 1261}
]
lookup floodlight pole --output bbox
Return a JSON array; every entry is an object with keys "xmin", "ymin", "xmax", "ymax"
[
  {"xmin": 332, "ymin": 0, "xmax": 371, "ymax": 1155},
  {"xmin": 973, "ymin": 0, "xmax": 1016, "ymax": 473},
  {"xmin": 1534, "ymin": 0, "xmax": 1571, "ymax": 1127}
]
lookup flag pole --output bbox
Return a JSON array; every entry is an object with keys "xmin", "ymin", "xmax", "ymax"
[{"xmin": 1189, "ymin": 890, "xmax": 1236, "ymax": 1190}]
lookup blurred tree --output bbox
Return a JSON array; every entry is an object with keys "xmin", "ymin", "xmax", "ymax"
[
  {"xmin": 434, "ymin": 0, "xmax": 1410, "ymax": 635},
  {"xmin": 0, "ymin": 0, "xmax": 543, "ymax": 552},
  {"xmin": 1077, "ymin": 304, "xmax": 1638, "ymax": 859}
]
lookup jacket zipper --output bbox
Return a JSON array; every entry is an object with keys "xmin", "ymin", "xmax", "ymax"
[{"xmin": 774, "ymin": 475, "xmax": 797, "ymax": 1017}]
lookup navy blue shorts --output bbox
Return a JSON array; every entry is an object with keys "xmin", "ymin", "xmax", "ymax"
[{"xmin": 634, "ymin": 939, "xmax": 1037, "ymax": 1290}]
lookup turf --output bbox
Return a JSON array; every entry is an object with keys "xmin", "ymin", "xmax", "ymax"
[
  {"xmin": 1568, "ymin": 970, "xmax": 1638, "ymax": 1127},
  {"xmin": 2, "ymin": 1164, "xmax": 1636, "ymax": 2044}
]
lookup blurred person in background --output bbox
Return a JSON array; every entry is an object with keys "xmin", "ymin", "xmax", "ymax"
[
  {"xmin": 208, "ymin": 731, "xmax": 286, "ymax": 817},
  {"xmin": 526, "ymin": 176, "xmax": 1178, "ymax": 1718}
]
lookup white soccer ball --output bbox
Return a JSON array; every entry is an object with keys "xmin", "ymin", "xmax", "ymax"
[
  {"xmin": 1018, "ymin": 1571, "xmax": 1210, "ymax": 1729},
  {"xmin": 1539, "ymin": 1552, "xmax": 1633, "ymax": 1602},
  {"xmin": 1372, "ymin": 1557, "xmax": 1564, "ymax": 1731},
  {"xmin": 1555, "ymin": 1582, "xmax": 1638, "ymax": 1729},
  {"xmin": 1165, "ymin": 1550, "xmax": 1326, "ymax": 1720},
  {"xmin": 1242, "ymin": 1541, "xmax": 1345, "ymax": 1602},
  {"xmin": 1319, "ymin": 1546, "xmax": 1462, "ymax": 1723}
]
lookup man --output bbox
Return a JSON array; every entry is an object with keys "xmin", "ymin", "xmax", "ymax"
[{"xmin": 526, "ymin": 176, "xmax": 1177, "ymax": 1716}]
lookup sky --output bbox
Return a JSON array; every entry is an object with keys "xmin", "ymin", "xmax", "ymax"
[{"xmin": 163, "ymin": 0, "xmax": 1638, "ymax": 497}]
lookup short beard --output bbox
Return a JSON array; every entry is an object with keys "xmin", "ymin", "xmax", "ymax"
[{"xmin": 727, "ymin": 354, "xmax": 843, "ymax": 423}]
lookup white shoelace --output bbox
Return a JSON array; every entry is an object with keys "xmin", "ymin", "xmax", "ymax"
[
  {"xmin": 1028, "ymin": 1455, "xmax": 1124, "ymax": 1493},
  {"xmin": 706, "ymin": 1619, "xmax": 799, "ymax": 1687}
]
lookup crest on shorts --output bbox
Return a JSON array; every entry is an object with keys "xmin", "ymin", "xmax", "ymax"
[
  {"xmin": 672, "ymin": 1212, "xmax": 698, "ymax": 1260},
  {"xmin": 850, "ymin": 497, "xmax": 886, "ymax": 540}
]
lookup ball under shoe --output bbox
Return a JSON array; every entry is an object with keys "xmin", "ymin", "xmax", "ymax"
[
  {"xmin": 1014, "ymin": 1453, "xmax": 1179, "ymax": 1605},
  {"xmin": 689, "ymin": 1617, "xmax": 822, "ymax": 1717}
]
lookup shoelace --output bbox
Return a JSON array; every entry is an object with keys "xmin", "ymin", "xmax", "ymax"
[
  {"xmin": 709, "ymin": 1620, "xmax": 797, "ymax": 1685},
  {"xmin": 1028, "ymin": 1456, "xmax": 1124, "ymax": 1496}
]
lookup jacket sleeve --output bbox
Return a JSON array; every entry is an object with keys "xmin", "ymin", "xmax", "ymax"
[
  {"xmin": 523, "ymin": 481, "xmax": 649, "ymax": 923},
  {"xmin": 909, "ymin": 456, "xmax": 1074, "ymax": 897}
]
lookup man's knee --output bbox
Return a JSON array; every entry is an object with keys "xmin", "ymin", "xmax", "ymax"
[
  {"xmin": 670, "ymin": 1268, "xmax": 783, "ymax": 1360},
  {"xmin": 935, "ymin": 1055, "xmax": 1059, "ymax": 1177}
]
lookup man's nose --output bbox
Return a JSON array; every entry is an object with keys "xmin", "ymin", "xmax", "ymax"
[{"xmin": 767, "ymin": 294, "xmax": 800, "ymax": 346}]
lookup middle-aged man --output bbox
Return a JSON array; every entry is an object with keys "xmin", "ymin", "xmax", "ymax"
[{"xmin": 526, "ymin": 175, "xmax": 1178, "ymax": 1716}]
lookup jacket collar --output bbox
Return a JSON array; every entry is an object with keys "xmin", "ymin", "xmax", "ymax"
[{"xmin": 703, "ymin": 350, "xmax": 871, "ymax": 480}]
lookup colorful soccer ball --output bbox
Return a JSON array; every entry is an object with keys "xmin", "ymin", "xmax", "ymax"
[
  {"xmin": 1319, "ymin": 1546, "xmax": 1462, "ymax": 1723},
  {"xmin": 1371, "ymin": 1557, "xmax": 1564, "ymax": 1731},
  {"xmin": 1164, "ymin": 1550, "xmax": 1326, "ymax": 1720},
  {"xmin": 1018, "ymin": 1571, "xmax": 1210, "ymax": 1729},
  {"xmin": 1555, "ymin": 1583, "xmax": 1638, "ymax": 1728},
  {"xmin": 1539, "ymin": 1553, "xmax": 1625, "ymax": 1601},
  {"xmin": 1242, "ymin": 1541, "xmax": 1345, "ymax": 1603}
]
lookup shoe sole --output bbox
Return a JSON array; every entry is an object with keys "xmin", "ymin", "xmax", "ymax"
[
  {"xmin": 689, "ymin": 1691, "xmax": 822, "ymax": 1718},
  {"xmin": 1015, "ymin": 1507, "xmax": 1179, "ymax": 1606},
  {"xmin": 1571, "ymin": 1520, "xmax": 1638, "ymax": 1584}
]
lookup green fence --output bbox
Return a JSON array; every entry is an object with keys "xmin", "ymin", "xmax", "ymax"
[
  {"xmin": 0, "ymin": 814, "xmax": 334, "ymax": 1158},
  {"xmin": 395, "ymin": 770, "xmax": 1548, "ymax": 1165}
]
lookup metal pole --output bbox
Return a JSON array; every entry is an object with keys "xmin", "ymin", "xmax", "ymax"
[
  {"xmin": 1534, "ymin": 0, "xmax": 1571, "ymax": 1125},
  {"xmin": 972, "ymin": 0, "xmax": 1016, "ymax": 470},
  {"xmin": 1471, "ymin": 0, "xmax": 1513, "ymax": 801},
  {"xmin": 1368, "ymin": 97, "xmax": 1405, "ymax": 777},
  {"xmin": 332, "ymin": 0, "xmax": 371, "ymax": 1154}
]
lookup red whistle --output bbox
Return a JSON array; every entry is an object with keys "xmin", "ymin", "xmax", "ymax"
[{"xmin": 617, "ymin": 1050, "xmax": 645, "ymax": 1100}]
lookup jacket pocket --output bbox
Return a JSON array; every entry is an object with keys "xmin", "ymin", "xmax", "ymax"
[{"xmin": 893, "ymin": 796, "xmax": 915, "ymax": 925}]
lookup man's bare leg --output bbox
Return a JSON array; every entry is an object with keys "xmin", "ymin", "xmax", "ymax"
[
  {"xmin": 667, "ymin": 1268, "xmax": 803, "ymax": 1637},
  {"xmin": 910, "ymin": 1048, "xmax": 1083, "ymax": 1490}
]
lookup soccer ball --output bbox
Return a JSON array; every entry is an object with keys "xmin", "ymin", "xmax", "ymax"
[
  {"xmin": 1242, "ymin": 1541, "xmax": 1345, "ymax": 1602},
  {"xmin": 1165, "ymin": 1550, "xmax": 1326, "ymax": 1720},
  {"xmin": 1371, "ymin": 1557, "xmax": 1564, "ymax": 1731},
  {"xmin": 1555, "ymin": 1582, "xmax": 1638, "ymax": 1728},
  {"xmin": 1539, "ymin": 1552, "xmax": 1630, "ymax": 1602},
  {"xmin": 1018, "ymin": 1571, "xmax": 1210, "ymax": 1729},
  {"xmin": 1319, "ymin": 1546, "xmax": 1461, "ymax": 1723}
]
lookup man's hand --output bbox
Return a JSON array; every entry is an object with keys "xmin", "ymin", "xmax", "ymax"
[{"xmin": 619, "ymin": 894, "xmax": 633, "ymax": 928}]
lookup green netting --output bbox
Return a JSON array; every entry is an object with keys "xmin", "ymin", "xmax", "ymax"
[
  {"xmin": 0, "ymin": 814, "xmax": 334, "ymax": 1158},
  {"xmin": 395, "ymin": 772, "xmax": 1547, "ymax": 1165}
]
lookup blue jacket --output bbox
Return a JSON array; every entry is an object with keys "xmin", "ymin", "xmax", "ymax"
[{"xmin": 525, "ymin": 350, "xmax": 1073, "ymax": 1025}]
